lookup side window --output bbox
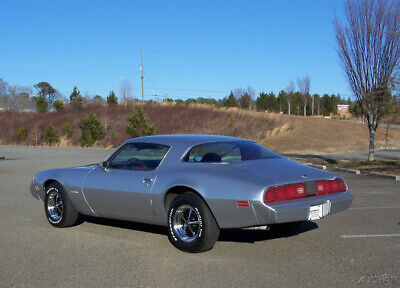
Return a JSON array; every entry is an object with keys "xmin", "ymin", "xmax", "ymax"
[{"xmin": 109, "ymin": 143, "xmax": 169, "ymax": 171}]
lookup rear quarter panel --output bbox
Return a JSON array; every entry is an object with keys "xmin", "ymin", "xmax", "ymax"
[{"xmin": 151, "ymin": 162, "xmax": 274, "ymax": 228}]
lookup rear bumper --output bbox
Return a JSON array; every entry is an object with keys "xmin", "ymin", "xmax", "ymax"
[{"xmin": 252, "ymin": 190, "xmax": 354, "ymax": 225}]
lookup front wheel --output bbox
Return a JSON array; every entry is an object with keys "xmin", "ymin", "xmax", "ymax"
[
  {"xmin": 44, "ymin": 182, "xmax": 79, "ymax": 228},
  {"xmin": 167, "ymin": 192, "xmax": 220, "ymax": 253}
]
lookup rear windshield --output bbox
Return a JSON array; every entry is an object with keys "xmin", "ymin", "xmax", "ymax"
[{"xmin": 184, "ymin": 141, "xmax": 281, "ymax": 163}]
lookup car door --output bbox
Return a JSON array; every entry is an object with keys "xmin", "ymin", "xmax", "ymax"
[{"xmin": 82, "ymin": 142, "xmax": 170, "ymax": 222}]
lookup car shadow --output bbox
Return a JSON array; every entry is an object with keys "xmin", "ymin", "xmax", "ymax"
[
  {"xmin": 218, "ymin": 221, "xmax": 319, "ymax": 243},
  {"xmin": 82, "ymin": 216, "xmax": 318, "ymax": 244}
]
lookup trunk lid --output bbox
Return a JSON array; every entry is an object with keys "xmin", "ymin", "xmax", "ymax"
[{"xmin": 230, "ymin": 158, "xmax": 335, "ymax": 185}]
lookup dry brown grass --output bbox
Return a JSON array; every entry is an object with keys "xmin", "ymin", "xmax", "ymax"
[
  {"xmin": 1, "ymin": 103, "xmax": 399, "ymax": 154},
  {"xmin": 0, "ymin": 103, "xmax": 288, "ymax": 148},
  {"xmin": 265, "ymin": 114, "xmax": 400, "ymax": 154}
]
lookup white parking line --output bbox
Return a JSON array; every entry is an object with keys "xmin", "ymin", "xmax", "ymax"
[
  {"xmin": 341, "ymin": 234, "xmax": 400, "ymax": 238},
  {"xmin": 350, "ymin": 206, "xmax": 400, "ymax": 210}
]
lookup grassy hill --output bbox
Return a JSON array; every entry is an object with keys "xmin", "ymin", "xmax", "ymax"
[{"xmin": 1, "ymin": 102, "xmax": 399, "ymax": 154}]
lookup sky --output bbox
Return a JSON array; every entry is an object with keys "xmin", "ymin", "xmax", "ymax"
[{"xmin": 0, "ymin": 0, "xmax": 352, "ymax": 101}]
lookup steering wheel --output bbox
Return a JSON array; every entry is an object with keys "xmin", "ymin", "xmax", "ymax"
[{"xmin": 126, "ymin": 157, "xmax": 146, "ymax": 169}]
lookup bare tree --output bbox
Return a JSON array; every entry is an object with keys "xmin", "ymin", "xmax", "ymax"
[
  {"xmin": 0, "ymin": 79, "xmax": 10, "ymax": 109},
  {"xmin": 29, "ymin": 128, "xmax": 42, "ymax": 146},
  {"xmin": 0, "ymin": 79, "xmax": 7, "ymax": 96},
  {"xmin": 233, "ymin": 86, "xmax": 255, "ymax": 109},
  {"xmin": 297, "ymin": 75, "xmax": 311, "ymax": 116},
  {"xmin": 285, "ymin": 80, "xmax": 295, "ymax": 115},
  {"xmin": 334, "ymin": 0, "xmax": 400, "ymax": 161},
  {"xmin": 9, "ymin": 85, "xmax": 33, "ymax": 109},
  {"xmin": 312, "ymin": 94, "xmax": 315, "ymax": 115},
  {"xmin": 0, "ymin": 79, "xmax": 34, "ymax": 109},
  {"xmin": 119, "ymin": 79, "xmax": 133, "ymax": 107},
  {"xmin": 246, "ymin": 86, "xmax": 255, "ymax": 110}
]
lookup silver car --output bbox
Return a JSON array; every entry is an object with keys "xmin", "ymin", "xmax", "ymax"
[{"xmin": 30, "ymin": 134, "xmax": 353, "ymax": 252}]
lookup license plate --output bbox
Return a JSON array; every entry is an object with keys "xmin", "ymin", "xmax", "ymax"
[{"xmin": 308, "ymin": 201, "xmax": 331, "ymax": 220}]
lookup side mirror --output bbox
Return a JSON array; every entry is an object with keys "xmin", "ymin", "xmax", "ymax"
[{"xmin": 101, "ymin": 160, "xmax": 109, "ymax": 170}]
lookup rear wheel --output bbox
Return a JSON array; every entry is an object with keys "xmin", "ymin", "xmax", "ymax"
[
  {"xmin": 167, "ymin": 192, "xmax": 220, "ymax": 253},
  {"xmin": 44, "ymin": 182, "xmax": 79, "ymax": 228}
]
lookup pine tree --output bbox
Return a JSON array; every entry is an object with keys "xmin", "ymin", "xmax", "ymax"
[
  {"xmin": 222, "ymin": 91, "xmax": 238, "ymax": 108},
  {"xmin": 107, "ymin": 90, "xmax": 118, "ymax": 106},
  {"xmin": 44, "ymin": 125, "xmax": 59, "ymax": 145},
  {"xmin": 61, "ymin": 121, "xmax": 72, "ymax": 138},
  {"xmin": 53, "ymin": 99, "xmax": 64, "ymax": 111},
  {"xmin": 17, "ymin": 127, "xmax": 26, "ymax": 143},
  {"xmin": 70, "ymin": 86, "xmax": 82, "ymax": 112},
  {"xmin": 35, "ymin": 93, "xmax": 48, "ymax": 113},
  {"xmin": 126, "ymin": 106, "xmax": 156, "ymax": 138},
  {"xmin": 79, "ymin": 113, "xmax": 105, "ymax": 146}
]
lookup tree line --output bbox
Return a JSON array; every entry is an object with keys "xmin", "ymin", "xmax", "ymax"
[
  {"xmin": 2, "ymin": 77, "xmax": 398, "ymax": 120},
  {"xmin": 166, "ymin": 90, "xmax": 352, "ymax": 116},
  {"xmin": 0, "ymin": 79, "xmax": 133, "ymax": 112}
]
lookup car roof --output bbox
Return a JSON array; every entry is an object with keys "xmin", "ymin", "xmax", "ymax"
[{"xmin": 126, "ymin": 134, "xmax": 249, "ymax": 147}]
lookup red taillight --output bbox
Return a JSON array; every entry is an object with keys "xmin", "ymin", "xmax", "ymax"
[
  {"xmin": 264, "ymin": 182, "xmax": 307, "ymax": 203},
  {"xmin": 315, "ymin": 179, "xmax": 346, "ymax": 195},
  {"xmin": 263, "ymin": 179, "xmax": 347, "ymax": 204}
]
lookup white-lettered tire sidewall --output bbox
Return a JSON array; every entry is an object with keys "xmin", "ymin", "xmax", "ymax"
[
  {"xmin": 44, "ymin": 182, "xmax": 78, "ymax": 228},
  {"xmin": 45, "ymin": 187, "xmax": 63, "ymax": 224},
  {"xmin": 168, "ymin": 194, "xmax": 209, "ymax": 252}
]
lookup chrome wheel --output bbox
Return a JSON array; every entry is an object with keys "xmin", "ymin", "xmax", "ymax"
[
  {"xmin": 172, "ymin": 204, "xmax": 201, "ymax": 242},
  {"xmin": 46, "ymin": 189, "xmax": 63, "ymax": 223}
]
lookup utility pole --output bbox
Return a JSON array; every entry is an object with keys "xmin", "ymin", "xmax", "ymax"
[{"xmin": 140, "ymin": 48, "xmax": 144, "ymax": 103}]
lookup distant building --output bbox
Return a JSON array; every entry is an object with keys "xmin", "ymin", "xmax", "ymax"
[{"xmin": 337, "ymin": 104, "xmax": 349, "ymax": 115}]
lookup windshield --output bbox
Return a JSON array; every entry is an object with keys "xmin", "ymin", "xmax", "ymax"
[{"xmin": 184, "ymin": 141, "xmax": 281, "ymax": 163}]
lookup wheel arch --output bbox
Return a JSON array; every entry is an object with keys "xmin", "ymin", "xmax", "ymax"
[
  {"xmin": 43, "ymin": 179, "xmax": 62, "ymax": 191},
  {"xmin": 163, "ymin": 185, "xmax": 221, "ymax": 228}
]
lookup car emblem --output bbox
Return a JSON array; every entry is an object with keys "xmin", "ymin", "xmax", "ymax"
[{"xmin": 301, "ymin": 174, "xmax": 308, "ymax": 179}]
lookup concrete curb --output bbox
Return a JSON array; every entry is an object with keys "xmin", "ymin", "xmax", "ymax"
[
  {"xmin": 331, "ymin": 167, "xmax": 399, "ymax": 181},
  {"xmin": 376, "ymin": 146, "xmax": 400, "ymax": 151},
  {"xmin": 307, "ymin": 164, "xmax": 327, "ymax": 170},
  {"xmin": 297, "ymin": 160, "xmax": 399, "ymax": 181},
  {"xmin": 367, "ymin": 172, "xmax": 400, "ymax": 181},
  {"xmin": 333, "ymin": 167, "xmax": 361, "ymax": 175}
]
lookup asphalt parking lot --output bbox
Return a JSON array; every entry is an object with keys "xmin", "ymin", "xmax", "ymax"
[{"xmin": 0, "ymin": 146, "xmax": 399, "ymax": 288}]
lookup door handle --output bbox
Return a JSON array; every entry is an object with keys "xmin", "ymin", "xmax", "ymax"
[{"xmin": 142, "ymin": 178, "xmax": 153, "ymax": 184}]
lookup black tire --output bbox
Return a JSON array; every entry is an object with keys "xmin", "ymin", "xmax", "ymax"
[
  {"xmin": 167, "ymin": 192, "xmax": 220, "ymax": 253},
  {"xmin": 44, "ymin": 182, "xmax": 79, "ymax": 228},
  {"xmin": 268, "ymin": 221, "xmax": 302, "ymax": 235}
]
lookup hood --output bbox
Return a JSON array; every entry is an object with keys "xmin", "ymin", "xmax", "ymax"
[
  {"xmin": 230, "ymin": 158, "xmax": 336, "ymax": 185},
  {"xmin": 70, "ymin": 164, "xmax": 98, "ymax": 170}
]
